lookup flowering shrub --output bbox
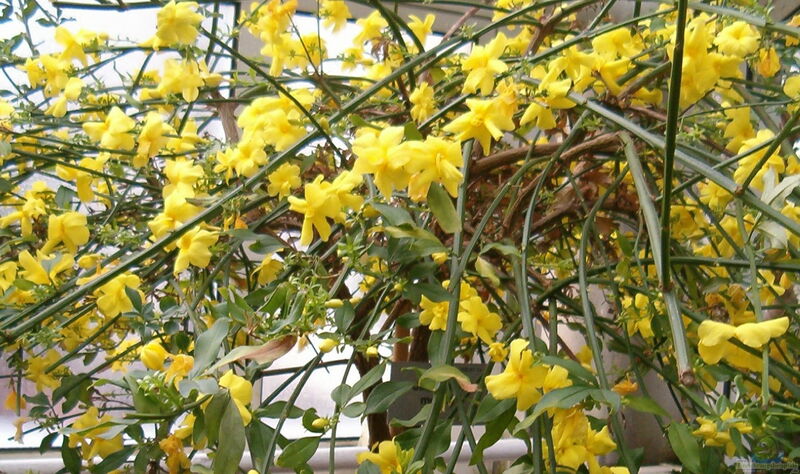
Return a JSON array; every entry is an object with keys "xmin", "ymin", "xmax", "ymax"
[{"xmin": 2, "ymin": 0, "xmax": 800, "ymax": 472}]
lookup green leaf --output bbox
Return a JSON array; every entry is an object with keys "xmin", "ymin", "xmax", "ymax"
[
  {"xmin": 667, "ymin": 423, "xmax": 701, "ymax": 474},
  {"xmin": 391, "ymin": 403, "xmax": 432, "ymax": 427},
  {"xmin": 247, "ymin": 420, "xmax": 278, "ymax": 473},
  {"xmin": 260, "ymin": 400, "xmax": 304, "ymax": 418},
  {"xmin": 191, "ymin": 318, "xmax": 230, "ymax": 376},
  {"xmin": 427, "ymin": 183, "xmax": 461, "ymax": 233},
  {"xmin": 331, "ymin": 384, "xmax": 352, "ymax": 406},
  {"xmin": 365, "ymin": 381, "xmax": 413, "ymax": 415},
  {"xmin": 213, "ymin": 397, "xmax": 246, "ymax": 474},
  {"xmin": 471, "ymin": 405, "xmax": 515, "ymax": 465},
  {"xmin": 276, "ymin": 437, "xmax": 320, "ymax": 470},
  {"xmin": 418, "ymin": 365, "xmax": 477, "ymax": 392},
  {"xmin": 55, "ymin": 186, "xmax": 77, "ymax": 210},
  {"xmin": 208, "ymin": 335, "xmax": 296, "ymax": 372},
  {"xmin": 404, "ymin": 282, "xmax": 450, "ymax": 304},
  {"xmin": 474, "ymin": 396, "xmax": 515, "ymax": 425},
  {"xmin": 343, "ymin": 401, "xmax": 366, "ymax": 418},
  {"xmin": 204, "ymin": 392, "xmax": 229, "ymax": 446},
  {"xmin": 624, "ymin": 395, "xmax": 669, "ymax": 417},
  {"xmin": 334, "ymin": 301, "xmax": 355, "ymax": 332},
  {"xmin": 384, "ymin": 224, "xmax": 443, "ymax": 247},
  {"xmin": 124, "ymin": 286, "xmax": 143, "ymax": 313},
  {"xmin": 539, "ymin": 356, "xmax": 595, "ymax": 383},
  {"xmin": 474, "ymin": 256, "xmax": 500, "ymax": 286},
  {"xmin": 403, "ymin": 122, "xmax": 423, "ymax": 141},
  {"xmin": 40, "ymin": 432, "xmax": 59, "ymax": 454},
  {"xmin": 515, "ymin": 386, "xmax": 594, "ymax": 433},
  {"xmin": 90, "ymin": 445, "xmax": 135, "ymax": 473},
  {"xmin": 372, "ymin": 203, "xmax": 413, "ymax": 226},
  {"xmin": 348, "ymin": 362, "xmax": 386, "ymax": 401},
  {"xmin": 61, "ymin": 438, "xmax": 82, "ymax": 474}
]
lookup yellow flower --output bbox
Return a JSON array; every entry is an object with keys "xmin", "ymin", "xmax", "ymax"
[
  {"xmin": 487, "ymin": 342, "xmax": 508, "ymax": 362},
  {"xmin": 722, "ymin": 105, "xmax": 754, "ymax": 152},
  {"xmin": 462, "ymin": 33, "xmax": 508, "ymax": 96},
  {"xmin": 352, "ymin": 126, "xmax": 410, "ymax": 197},
  {"xmin": 154, "ymin": 1, "xmax": 203, "ymax": 48},
  {"xmin": 107, "ymin": 338, "xmax": 138, "ymax": 372},
  {"xmin": 140, "ymin": 340, "xmax": 170, "ymax": 370},
  {"xmin": 159, "ymin": 434, "xmax": 190, "ymax": 474},
  {"xmin": 693, "ymin": 409, "xmax": 752, "ymax": 456},
  {"xmin": 409, "ymin": 82, "xmax": 436, "ymax": 123},
  {"xmin": 405, "ymin": 136, "xmax": 463, "ymax": 201},
  {"xmin": 41, "ymin": 211, "xmax": 89, "ymax": 254},
  {"xmin": 611, "ymin": 378, "xmax": 638, "ymax": 396},
  {"xmin": 68, "ymin": 406, "xmax": 123, "ymax": 460},
  {"xmin": 158, "ymin": 58, "xmax": 206, "ymax": 103},
  {"xmin": 408, "ymin": 14, "xmax": 434, "ymax": 42},
  {"xmin": 356, "ymin": 440, "xmax": 411, "ymax": 474},
  {"xmin": 82, "ymin": 106, "xmax": 136, "ymax": 151},
  {"xmin": 174, "ymin": 227, "xmax": 219, "ymax": 274},
  {"xmin": 244, "ymin": 0, "xmax": 297, "ymax": 46},
  {"xmin": 485, "ymin": 339, "xmax": 548, "ymax": 411},
  {"xmin": 287, "ymin": 172, "xmax": 362, "ymax": 246},
  {"xmin": 733, "ymin": 129, "xmax": 784, "ymax": 191},
  {"xmin": 266, "ymin": 162, "xmax": 301, "ymax": 198},
  {"xmin": 54, "ymin": 27, "xmax": 88, "ymax": 66},
  {"xmin": 697, "ymin": 317, "xmax": 789, "ymax": 365},
  {"xmin": 0, "ymin": 261, "xmax": 17, "ymax": 292},
  {"xmin": 457, "ymin": 296, "xmax": 502, "ymax": 344},
  {"xmin": 622, "ymin": 293, "xmax": 657, "ymax": 339},
  {"xmin": 419, "ymin": 295, "xmax": 448, "ymax": 331},
  {"xmin": 320, "ymin": 0, "xmax": 350, "ymax": 32},
  {"xmin": 164, "ymin": 354, "xmax": 194, "ymax": 385},
  {"xmin": 542, "ymin": 365, "xmax": 572, "ymax": 393},
  {"xmin": 254, "ymin": 253, "xmax": 282, "ymax": 285},
  {"xmin": 164, "ymin": 157, "xmax": 204, "ymax": 196},
  {"xmin": 714, "ymin": 21, "xmax": 760, "ymax": 57},
  {"xmin": 354, "ymin": 10, "xmax": 387, "ymax": 45},
  {"xmin": 219, "ymin": 370, "xmax": 253, "ymax": 425},
  {"xmin": 94, "ymin": 273, "xmax": 143, "ymax": 318},
  {"xmin": 755, "ymin": 47, "xmax": 780, "ymax": 78},
  {"xmin": 4, "ymin": 389, "xmax": 26, "ymax": 412},
  {"xmin": 443, "ymin": 98, "xmax": 515, "ymax": 153},
  {"xmin": 27, "ymin": 349, "xmax": 61, "ymax": 391},
  {"xmin": 136, "ymin": 112, "xmax": 173, "ymax": 168},
  {"xmin": 18, "ymin": 251, "xmax": 73, "ymax": 286},
  {"xmin": 148, "ymin": 190, "xmax": 202, "ymax": 240}
]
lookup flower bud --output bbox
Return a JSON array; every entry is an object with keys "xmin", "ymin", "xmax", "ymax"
[
  {"xmin": 140, "ymin": 340, "xmax": 169, "ymax": 370},
  {"xmin": 365, "ymin": 346, "xmax": 379, "ymax": 358},
  {"xmin": 325, "ymin": 299, "xmax": 344, "ymax": 309},
  {"xmin": 319, "ymin": 338, "xmax": 338, "ymax": 353},
  {"xmin": 311, "ymin": 417, "xmax": 330, "ymax": 430}
]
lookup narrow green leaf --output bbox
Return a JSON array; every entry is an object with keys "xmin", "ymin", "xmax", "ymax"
[
  {"xmin": 276, "ymin": 437, "xmax": 320, "ymax": 470},
  {"xmin": 204, "ymin": 392, "xmax": 229, "ymax": 446},
  {"xmin": 191, "ymin": 319, "xmax": 230, "ymax": 376},
  {"xmin": 470, "ymin": 406, "xmax": 515, "ymax": 465},
  {"xmin": 61, "ymin": 438, "xmax": 82, "ymax": 474},
  {"xmin": 343, "ymin": 401, "xmax": 366, "ymax": 418},
  {"xmin": 365, "ymin": 381, "xmax": 413, "ymax": 415},
  {"xmin": 427, "ymin": 183, "xmax": 461, "ymax": 233},
  {"xmin": 418, "ymin": 365, "xmax": 477, "ymax": 392},
  {"xmin": 667, "ymin": 423, "xmax": 702, "ymax": 474},
  {"xmin": 213, "ymin": 397, "xmax": 245, "ymax": 474},
  {"xmin": 624, "ymin": 395, "xmax": 669, "ymax": 417},
  {"xmin": 90, "ymin": 445, "xmax": 135, "ymax": 473},
  {"xmin": 348, "ymin": 362, "xmax": 386, "ymax": 401}
]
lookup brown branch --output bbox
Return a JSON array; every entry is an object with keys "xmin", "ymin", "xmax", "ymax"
[
  {"xmin": 471, "ymin": 132, "xmax": 620, "ymax": 176},
  {"xmin": 209, "ymin": 90, "xmax": 239, "ymax": 143}
]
